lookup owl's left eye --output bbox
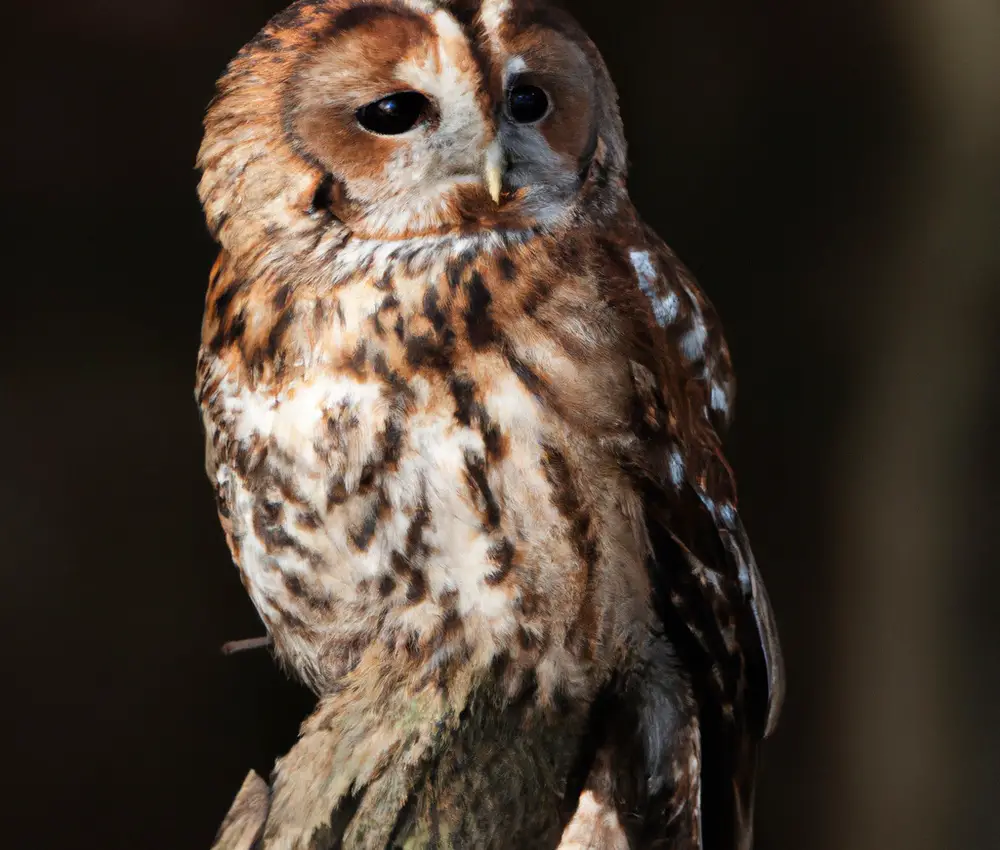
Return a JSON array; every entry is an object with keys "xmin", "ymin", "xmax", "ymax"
[
  {"xmin": 507, "ymin": 85, "xmax": 550, "ymax": 124},
  {"xmin": 356, "ymin": 91, "xmax": 430, "ymax": 136}
]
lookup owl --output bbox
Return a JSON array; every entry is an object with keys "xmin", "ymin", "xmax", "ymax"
[{"xmin": 196, "ymin": 1, "xmax": 784, "ymax": 849}]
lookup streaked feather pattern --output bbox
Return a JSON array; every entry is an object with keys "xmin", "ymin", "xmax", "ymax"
[{"xmin": 198, "ymin": 2, "xmax": 783, "ymax": 847}]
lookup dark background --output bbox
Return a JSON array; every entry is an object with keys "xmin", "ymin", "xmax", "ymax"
[{"xmin": 5, "ymin": 1, "xmax": 999, "ymax": 848}]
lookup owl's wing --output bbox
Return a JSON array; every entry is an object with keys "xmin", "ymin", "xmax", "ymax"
[{"xmin": 615, "ymin": 229, "xmax": 784, "ymax": 850}]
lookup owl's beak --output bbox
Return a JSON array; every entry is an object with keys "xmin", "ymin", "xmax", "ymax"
[{"xmin": 483, "ymin": 137, "xmax": 505, "ymax": 205}]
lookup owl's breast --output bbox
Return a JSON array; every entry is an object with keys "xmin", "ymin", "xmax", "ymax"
[
  {"xmin": 200, "ymin": 337, "xmax": 650, "ymax": 700},
  {"xmin": 197, "ymin": 237, "xmax": 653, "ymax": 699}
]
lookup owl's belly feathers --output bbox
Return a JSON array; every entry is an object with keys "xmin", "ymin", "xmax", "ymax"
[
  {"xmin": 204, "ymin": 339, "xmax": 649, "ymax": 701},
  {"xmin": 197, "ymin": 233, "xmax": 656, "ymax": 710}
]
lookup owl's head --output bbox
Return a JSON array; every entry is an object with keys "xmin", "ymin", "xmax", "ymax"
[{"xmin": 199, "ymin": 0, "xmax": 627, "ymax": 268}]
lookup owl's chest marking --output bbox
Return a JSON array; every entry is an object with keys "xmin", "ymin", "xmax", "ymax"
[{"xmin": 200, "ymin": 245, "xmax": 648, "ymax": 699}]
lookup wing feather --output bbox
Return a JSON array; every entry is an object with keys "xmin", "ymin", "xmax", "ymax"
[{"xmin": 611, "ymin": 228, "xmax": 784, "ymax": 849}]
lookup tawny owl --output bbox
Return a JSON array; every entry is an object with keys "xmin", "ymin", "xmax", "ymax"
[{"xmin": 196, "ymin": 1, "xmax": 784, "ymax": 848}]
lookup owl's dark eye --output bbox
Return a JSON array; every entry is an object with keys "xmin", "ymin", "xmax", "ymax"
[
  {"xmin": 356, "ymin": 91, "xmax": 429, "ymax": 135},
  {"xmin": 507, "ymin": 85, "xmax": 550, "ymax": 124}
]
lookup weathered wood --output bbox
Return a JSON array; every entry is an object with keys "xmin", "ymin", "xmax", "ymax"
[{"xmin": 211, "ymin": 771, "xmax": 270, "ymax": 850}]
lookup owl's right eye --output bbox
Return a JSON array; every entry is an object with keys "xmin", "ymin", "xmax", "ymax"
[{"xmin": 356, "ymin": 92, "xmax": 430, "ymax": 136}]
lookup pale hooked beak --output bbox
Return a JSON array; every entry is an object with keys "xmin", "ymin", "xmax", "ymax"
[{"xmin": 483, "ymin": 137, "xmax": 505, "ymax": 205}]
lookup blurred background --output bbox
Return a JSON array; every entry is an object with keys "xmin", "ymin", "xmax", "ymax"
[{"xmin": 4, "ymin": 1, "xmax": 999, "ymax": 847}]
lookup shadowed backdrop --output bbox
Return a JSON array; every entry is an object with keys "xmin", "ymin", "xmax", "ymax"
[{"xmin": 4, "ymin": 1, "xmax": 999, "ymax": 848}]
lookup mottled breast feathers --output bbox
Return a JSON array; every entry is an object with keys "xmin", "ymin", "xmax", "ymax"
[{"xmin": 196, "ymin": 2, "xmax": 783, "ymax": 849}]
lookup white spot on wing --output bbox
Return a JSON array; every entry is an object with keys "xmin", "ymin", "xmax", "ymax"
[
  {"xmin": 629, "ymin": 249, "xmax": 679, "ymax": 327},
  {"xmin": 710, "ymin": 381, "xmax": 729, "ymax": 415},
  {"xmin": 680, "ymin": 315, "xmax": 708, "ymax": 360},
  {"xmin": 661, "ymin": 291, "xmax": 680, "ymax": 323},
  {"xmin": 669, "ymin": 449, "xmax": 686, "ymax": 488},
  {"xmin": 689, "ymin": 558, "xmax": 725, "ymax": 593}
]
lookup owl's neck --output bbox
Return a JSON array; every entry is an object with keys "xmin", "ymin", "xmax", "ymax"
[{"xmin": 327, "ymin": 227, "xmax": 540, "ymax": 283}]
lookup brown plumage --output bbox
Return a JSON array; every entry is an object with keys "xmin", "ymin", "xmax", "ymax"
[{"xmin": 196, "ymin": 2, "xmax": 784, "ymax": 848}]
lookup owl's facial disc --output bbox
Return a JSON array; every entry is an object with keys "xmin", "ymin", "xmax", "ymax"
[{"xmin": 282, "ymin": 2, "xmax": 617, "ymax": 240}]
